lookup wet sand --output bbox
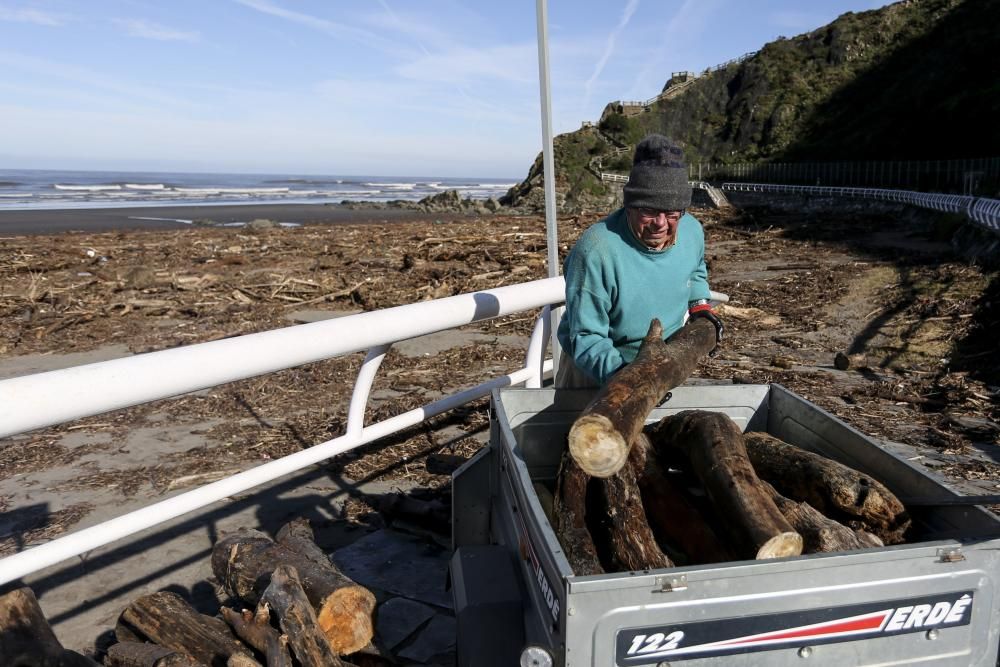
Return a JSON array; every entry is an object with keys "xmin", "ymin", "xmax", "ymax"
[{"xmin": 0, "ymin": 203, "xmax": 473, "ymax": 235}]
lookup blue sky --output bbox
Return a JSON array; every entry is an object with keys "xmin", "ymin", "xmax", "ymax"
[{"xmin": 0, "ymin": 0, "xmax": 888, "ymax": 178}]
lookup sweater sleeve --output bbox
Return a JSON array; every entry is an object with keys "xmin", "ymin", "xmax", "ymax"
[
  {"xmin": 561, "ymin": 245, "xmax": 626, "ymax": 384},
  {"xmin": 687, "ymin": 216, "xmax": 712, "ymax": 303}
]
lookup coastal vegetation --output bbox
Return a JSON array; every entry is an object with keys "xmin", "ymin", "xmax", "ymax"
[{"xmin": 504, "ymin": 0, "xmax": 999, "ymax": 210}]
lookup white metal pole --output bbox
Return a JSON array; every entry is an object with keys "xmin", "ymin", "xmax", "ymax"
[{"xmin": 536, "ymin": 0, "xmax": 562, "ymax": 378}]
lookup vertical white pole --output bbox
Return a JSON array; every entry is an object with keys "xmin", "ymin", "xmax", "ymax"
[{"xmin": 536, "ymin": 0, "xmax": 562, "ymax": 376}]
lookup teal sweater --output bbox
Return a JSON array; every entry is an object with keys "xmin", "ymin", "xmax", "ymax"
[{"xmin": 557, "ymin": 208, "xmax": 711, "ymax": 384}]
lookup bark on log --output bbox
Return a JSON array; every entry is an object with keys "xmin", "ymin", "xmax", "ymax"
[
  {"xmin": 568, "ymin": 318, "xmax": 717, "ymax": 478},
  {"xmin": 104, "ymin": 642, "xmax": 199, "ymax": 667},
  {"xmin": 597, "ymin": 436, "xmax": 674, "ymax": 571},
  {"xmin": 275, "ymin": 518, "xmax": 332, "ymax": 568},
  {"xmin": 552, "ymin": 450, "xmax": 604, "ymax": 575},
  {"xmin": 764, "ymin": 482, "xmax": 884, "ymax": 553},
  {"xmin": 633, "ymin": 433, "xmax": 735, "ymax": 565},
  {"xmin": 0, "ymin": 587, "xmax": 100, "ymax": 667},
  {"xmin": 261, "ymin": 565, "xmax": 345, "ymax": 667},
  {"xmin": 120, "ymin": 591, "xmax": 251, "ymax": 667},
  {"xmin": 212, "ymin": 528, "xmax": 375, "ymax": 655},
  {"xmin": 220, "ymin": 606, "xmax": 292, "ymax": 667},
  {"xmin": 649, "ymin": 411, "xmax": 803, "ymax": 560},
  {"xmin": 744, "ymin": 432, "xmax": 910, "ymax": 544}
]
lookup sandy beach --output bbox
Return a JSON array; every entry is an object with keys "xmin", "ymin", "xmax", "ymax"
[
  {"xmin": 1, "ymin": 203, "xmax": 997, "ymax": 662},
  {"xmin": 0, "ymin": 202, "xmax": 476, "ymax": 235}
]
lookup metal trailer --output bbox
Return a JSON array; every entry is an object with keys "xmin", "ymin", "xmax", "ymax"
[{"xmin": 450, "ymin": 384, "xmax": 1000, "ymax": 666}]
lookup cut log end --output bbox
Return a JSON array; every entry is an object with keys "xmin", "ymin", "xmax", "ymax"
[
  {"xmin": 317, "ymin": 587, "xmax": 378, "ymax": 655},
  {"xmin": 568, "ymin": 414, "xmax": 628, "ymax": 478},
  {"xmin": 756, "ymin": 532, "xmax": 804, "ymax": 560}
]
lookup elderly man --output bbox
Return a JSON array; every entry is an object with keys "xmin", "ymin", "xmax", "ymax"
[{"xmin": 556, "ymin": 134, "xmax": 723, "ymax": 387}]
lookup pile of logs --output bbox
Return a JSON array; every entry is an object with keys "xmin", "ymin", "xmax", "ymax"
[
  {"xmin": 555, "ymin": 318, "xmax": 911, "ymax": 574},
  {"xmin": 1, "ymin": 519, "xmax": 379, "ymax": 667}
]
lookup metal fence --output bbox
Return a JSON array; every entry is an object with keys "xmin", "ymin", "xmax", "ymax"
[
  {"xmin": 721, "ymin": 183, "xmax": 1000, "ymax": 235},
  {"xmin": 693, "ymin": 157, "xmax": 1000, "ymax": 196}
]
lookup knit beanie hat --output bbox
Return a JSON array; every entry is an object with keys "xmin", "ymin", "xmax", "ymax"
[{"xmin": 622, "ymin": 134, "xmax": 692, "ymax": 211}]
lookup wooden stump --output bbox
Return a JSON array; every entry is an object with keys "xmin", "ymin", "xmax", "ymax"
[
  {"xmin": 649, "ymin": 411, "xmax": 803, "ymax": 560},
  {"xmin": 765, "ymin": 482, "xmax": 884, "ymax": 553},
  {"xmin": 212, "ymin": 526, "xmax": 375, "ymax": 655},
  {"xmin": 0, "ymin": 587, "xmax": 100, "ymax": 667},
  {"xmin": 119, "ymin": 591, "xmax": 251, "ymax": 666},
  {"xmin": 568, "ymin": 318, "xmax": 717, "ymax": 478},
  {"xmin": 261, "ymin": 565, "xmax": 345, "ymax": 667},
  {"xmin": 744, "ymin": 432, "xmax": 910, "ymax": 544},
  {"xmin": 553, "ymin": 450, "xmax": 603, "ymax": 575}
]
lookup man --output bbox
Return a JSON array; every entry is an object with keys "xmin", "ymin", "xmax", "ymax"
[{"xmin": 556, "ymin": 134, "xmax": 723, "ymax": 387}]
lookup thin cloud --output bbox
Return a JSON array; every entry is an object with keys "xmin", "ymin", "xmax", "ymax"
[
  {"xmin": 0, "ymin": 51, "xmax": 203, "ymax": 110},
  {"xmin": 233, "ymin": 0, "xmax": 401, "ymax": 55},
  {"xmin": 0, "ymin": 6, "xmax": 71, "ymax": 26},
  {"xmin": 583, "ymin": 0, "xmax": 640, "ymax": 110},
  {"xmin": 112, "ymin": 18, "xmax": 200, "ymax": 42}
]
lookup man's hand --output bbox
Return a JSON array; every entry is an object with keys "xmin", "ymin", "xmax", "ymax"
[{"xmin": 688, "ymin": 301, "xmax": 724, "ymax": 356}]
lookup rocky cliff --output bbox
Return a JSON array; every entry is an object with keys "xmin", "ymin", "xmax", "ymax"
[{"xmin": 503, "ymin": 0, "xmax": 998, "ymax": 211}]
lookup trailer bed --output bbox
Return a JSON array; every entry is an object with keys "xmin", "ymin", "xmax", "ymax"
[{"xmin": 451, "ymin": 384, "xmax": 1000, "ymax": 666}]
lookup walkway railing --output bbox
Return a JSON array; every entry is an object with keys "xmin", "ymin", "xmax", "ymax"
[
  {"xmin": 0, "ymin": 277, "xmax": 566, "ymax": 585},
  {"xmin": 721, "ymin": 183, "xmax": 1000, "ymax": 234}
]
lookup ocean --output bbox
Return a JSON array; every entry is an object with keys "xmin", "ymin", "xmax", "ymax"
[{"xmin": 0, "ymin": 169, "xmax": 519, "ymax": 211}]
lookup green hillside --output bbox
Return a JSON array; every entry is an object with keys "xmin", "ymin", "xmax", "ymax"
[{"xmin": 503, "ymin": 0, "xmax": 999, "ymax": 210}]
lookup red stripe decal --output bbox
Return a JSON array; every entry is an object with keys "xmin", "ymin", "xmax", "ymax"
[{"xmin": 718, "ymin": 611, "xmax": 890, "ymax": 646}]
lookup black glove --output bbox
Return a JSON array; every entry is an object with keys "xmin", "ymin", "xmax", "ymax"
[{"xmin": 688, "ymin": 301, "xmax": 724, "ymax": 356}]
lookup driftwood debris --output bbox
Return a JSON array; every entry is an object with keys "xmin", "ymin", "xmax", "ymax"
[
  {"xmin": 649, "ymin": 411, "xmax": 803, "ymax": 560},
  {"xmin": 743, "ymin": 432, "xmax": 910, "ymax": 544},
  {"xmin": 212, "ymin": 526, "xmax": 376, "ymax": 655},
  {"xmin": 119, "ymin": 591, "xmax": 252, "ymax": 666},
  {"xmin": 633, "ymin": 433, "xmax": 734, "ymax": 564},
  {"xmin": 104, "ymin": 641, "xmax": 199, "ymax": 667},
  {"xmin": 597, "ymin": 435, "xmax": 674, "ymax": 571},
  {"xmin": 0, "ymin": 587, "xmax": 100, "ymax": 667},
  {"xmin": 568, "ymin": 317, "xmax": 717, "ymax": 478},
  {"xmin": 553, "ymin": 450, "xmax": 604, "ymax": 575},
  {"xmin": 261, "ymin": 565, "xmax": 346, "ymax": 667},
  {"xmin": 766, "ymin": 483, "xmax": 884, "ymax": 553},
  {"xmin": 220, "ymin": 606, "xmax": 292, "ymax": 667}
]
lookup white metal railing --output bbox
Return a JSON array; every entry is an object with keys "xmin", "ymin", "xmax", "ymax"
[
  {"xmin": 721, "ymin": 183, "xmax": 1000, "ymax": 234},
  {"xmin": 0, "ymin": 277, "xmax": 566, "ymax": 584}
]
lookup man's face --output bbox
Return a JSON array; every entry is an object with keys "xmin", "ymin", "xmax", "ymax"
[{"xmin": 627, "ymin": 207, "xmax": 684, "ymax": 250}]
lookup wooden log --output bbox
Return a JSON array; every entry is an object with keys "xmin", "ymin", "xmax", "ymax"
[
  {"xmin": 766, "ymin": 483, "xmax": 884, "ymax": 554},
  {"xmin": 743, "ymin": 431, "xmax": 911, "ymax": 544},
  {"xmin": 0, "ymin": 587, "xmax": 100, "ymax": 667},
  {"xmin": 261, "ymin": 565, "xmax": 345, "ymax": 667},
  {"xmin": 568, "ymin": 317, "xmax": 717, "ymax": 478},
  {"xmin": 220, "ymin": 606, "xmax": 292, "ymax": 667},
  {"xmin": 275, "ymin": 518, "xmax": 332, "ymax": 568},
  {"xmin": 120, "ymin": 591, "xmax": 252, "ymax": 666},
  {"xmin": 212, "ymin": 528, "xmax": 375, "ymax": 655},
  {"xmin": 105, "ymin": 642, "xmax": 199, "ymax": 667},
  {"xmin": 597, "ymin": 436, "xmax": 675, "ymax": 571},
  {"xmin": 649, "ymin": 411, "xmax": 803, "ymax": 560},
  {"xmin": 633, "ymin": 433, "xmax": 735, "ymax": 565},
  {"xmin": 552, "ymin": 449, "xmax": 604, "ymax": 575}
]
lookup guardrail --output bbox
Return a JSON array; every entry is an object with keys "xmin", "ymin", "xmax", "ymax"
[
  {"xmin": 0, "ymin": 274, "xmax": 729, "ymax": 585},
  {"xmin": 0, "ymin": 277, "xmax": 566, "ymax": 584},
  {"xmin": 721, "ymin": 183, "xmax": 1000, "ymax": 234}
]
